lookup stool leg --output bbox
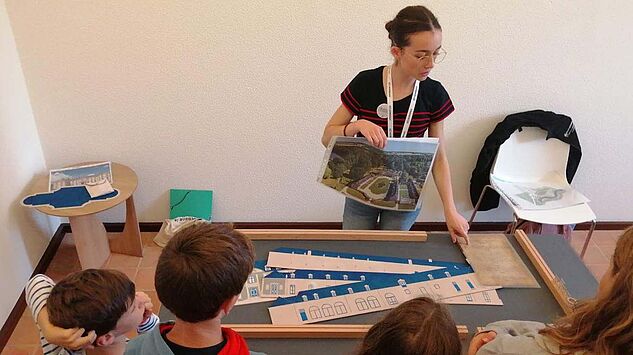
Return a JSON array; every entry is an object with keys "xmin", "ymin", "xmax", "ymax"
[
  {"xmin": 109, "ymin": 195, "xmax": 143, "ymax": 257},
  {"xmin": 69, "ymin": 214, "xmax": 110, "ymax": 269}
]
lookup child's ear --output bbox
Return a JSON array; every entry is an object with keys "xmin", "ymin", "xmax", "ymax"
[
  {"xmin": 219, "ymin": 295, "xmax": 239, "ymax": 317},
  {"xmin": 95, "ymin": 332, "xmax": 115, "ymax": 347}
]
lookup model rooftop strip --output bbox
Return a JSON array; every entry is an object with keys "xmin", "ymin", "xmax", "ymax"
[
  {"xmin": 271, "ymin": 265, "xmax": 474, "ymax": 306},
  {"xmin": 264, "ymin": 263, "xmax": 471, "ymax": 281},
  {"xmin": 270, "ymin": 247, "xmax": 469, "ymax": 268}
]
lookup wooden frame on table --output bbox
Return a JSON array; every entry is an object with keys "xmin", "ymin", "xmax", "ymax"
[
  {"xmin": 514, "ymin": 229, "xmax": 574, "ymax": 315},
  {"xmin": 224, "ymin": 229, "xmax": 470, "ymax": 339},
  {"xmin": 229, "ymin": 324, "xmax": 470, "ymax": 339},
  {"xmin": 239, "ymin": 229, "xmax": 427, "ymax": 241}
]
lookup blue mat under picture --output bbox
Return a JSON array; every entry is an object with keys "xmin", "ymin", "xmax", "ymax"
[{"xmin": 22, "ymin": 186, "xmax": 119, "ymax": 209}]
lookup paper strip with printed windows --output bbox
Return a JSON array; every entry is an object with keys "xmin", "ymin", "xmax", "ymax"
[
  {"xmin": 269, "ymin": 266, "xmax": 500, "ymax": 325},
  {"xmin": 237, "ymin": 260, "xmax": 277, "ymax": 306}
]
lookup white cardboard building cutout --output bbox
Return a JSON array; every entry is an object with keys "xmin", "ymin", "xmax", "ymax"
[
  {"xmin": 266, "ymin": 248, "xmax": 452, "ymax": 274},
  {"xmin": 269, "ymin": 270, "xmax": 500, "ymax": 325},
  {"xmin": 261, "ymin": 269, "xmax": 409, "ymax": 298}
]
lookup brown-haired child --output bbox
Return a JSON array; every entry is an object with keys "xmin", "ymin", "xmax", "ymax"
[
  {"xmin": 357, "ymin": 297, "xmax": 462, "ymax": 355},
  {"xmin": 25, "ymin": 269, "xmax": 158, "ymax": 355},
  {"xmin": 125, "ymin": 222, "xmax": 264, "ymax": 355}
]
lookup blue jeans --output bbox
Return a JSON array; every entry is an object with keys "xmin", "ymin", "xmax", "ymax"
[{"xmin": 342, "ymin": 198, "xmax": 421, "ymax": 231}]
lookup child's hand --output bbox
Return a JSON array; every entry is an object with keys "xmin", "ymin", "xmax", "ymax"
[
  {"xmin": 39, "ymin": 307, "xmax": 96, "ymax": 350},
  {"xmin": 467, "ymin": 330, "xmax": 497, "ymax": 355},
  {"xmin": 136, "ymin": 292, "xmax": 154, "ymax": 322}
]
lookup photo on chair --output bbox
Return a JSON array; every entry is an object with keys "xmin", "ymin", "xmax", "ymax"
[{"xmin": 491, "ymin": 174, "xmax": 589, "ymax": 211}]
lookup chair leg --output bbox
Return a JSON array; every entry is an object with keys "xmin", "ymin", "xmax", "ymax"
[
  {"xmin": 469, "ymin": 185, "xmax": 492, "ymax": 227},
  {"xmin": 510, "ymin": 213, "xmax": 519, "ymax": 234},
  {"xmin": 580, "ymin": 220, "xmax": 597, "ymax": 259}
]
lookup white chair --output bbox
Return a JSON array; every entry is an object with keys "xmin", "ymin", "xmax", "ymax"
[{"xmin": 469, "ymin": 127, "xmax": 596, "ymax": 259}]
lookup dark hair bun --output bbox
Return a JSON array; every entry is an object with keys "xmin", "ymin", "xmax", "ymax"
[
  {"xmin": 385, "ymin": 19, "xmax": 394, "ymax": 32},
  {"xmin": 384, "ymin": 6, "xmax": 441, "ymax": 47}
]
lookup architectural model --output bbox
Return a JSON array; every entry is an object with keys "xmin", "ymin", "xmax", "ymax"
[
  {"xmin": 259, "ymin": 248, "xmax": 502, "ymax": 324},
  {"xmin": 269, "ymin": 264, "xmax": 499, "ymax": 325},
  {"xmin": 236, "ymin": 260, "xmax": 274, "ymax": 305}
]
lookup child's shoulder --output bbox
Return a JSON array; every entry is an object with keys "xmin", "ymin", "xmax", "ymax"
[
  {"xmin": 26, "ymin": 274, "xmax": 56, "ymax": 289},
  {"xmin": 125, "ymin": 321, "xmax": 174, "ymax": 355}
]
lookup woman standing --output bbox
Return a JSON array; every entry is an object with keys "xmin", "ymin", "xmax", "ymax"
[{"xmin": 322, "ymin": 6, "xmax": 468, "ymax": 243}]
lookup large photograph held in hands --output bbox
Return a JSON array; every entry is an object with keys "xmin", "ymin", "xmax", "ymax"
[{"xmin": 318, "ymin": 137, "xmax": 438, "ymax": 211}]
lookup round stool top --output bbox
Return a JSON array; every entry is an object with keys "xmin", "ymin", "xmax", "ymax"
[{"xmin": 29, "ymin": 162, "xmax": 138, "ymax": 217}]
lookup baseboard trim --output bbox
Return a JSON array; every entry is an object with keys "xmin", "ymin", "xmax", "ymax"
[
  {"xmin": 0, "ymin": 224, "xmax": 71, "ymax": 350},
  {"xmin": 1, "ymin": 220, "xmax": 629, "ymax": 348},
  {"xmin": 110, "ymin": 221, "xmax": 515, "ymax": 232},
  {"xmin": 120, "ymin": 221, "xmax": 629, "ymax": 232}
]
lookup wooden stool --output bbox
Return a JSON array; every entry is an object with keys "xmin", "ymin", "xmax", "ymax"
[{"xmin": 29, "ymin": 162, "xmax": 143, "ymax": 269}]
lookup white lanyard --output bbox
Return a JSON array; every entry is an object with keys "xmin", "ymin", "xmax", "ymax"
[{"xmin": 386, "ymin": 65, "xmax": 420, "ymax": 138}]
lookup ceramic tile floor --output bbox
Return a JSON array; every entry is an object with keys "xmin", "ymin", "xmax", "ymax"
[
  {"xmin": 3, "ymin": 232, "xmax": 159, "ymax": 355},
  {"xmin": 1, "ymin": 229, "xmax": 622, "ymax": 354}
]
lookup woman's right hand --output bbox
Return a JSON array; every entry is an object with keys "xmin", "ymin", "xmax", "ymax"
[{"xmin": 352, "ymin": 119, "xmax": 387, "ymax": 149}]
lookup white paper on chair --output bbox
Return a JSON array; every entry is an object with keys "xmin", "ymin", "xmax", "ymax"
[{"xmin": 491, "ymin": 174, "xmax": 589, "ymax": 210}]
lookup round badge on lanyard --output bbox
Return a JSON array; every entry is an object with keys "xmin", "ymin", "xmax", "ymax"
[
  {"xmin": 386, "ymin": 65, "xmax": 420, "ymax": 138},
  {"xmin": 376, "ymin": 103, "xmax": 389, "ymax": 118}
]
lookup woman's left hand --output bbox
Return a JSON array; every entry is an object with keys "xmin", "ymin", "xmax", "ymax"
[{"xmin": 446, "ymin": 210, "xmax": 469, "ymax": 244}]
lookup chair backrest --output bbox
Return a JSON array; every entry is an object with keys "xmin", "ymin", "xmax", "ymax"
[{"xmin": 492, "ymin": 127, "xmax": 569, "ymax": 182}]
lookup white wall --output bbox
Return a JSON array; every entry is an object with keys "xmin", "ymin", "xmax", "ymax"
[
  {"xmin": 0, "ymin": 0, "xmax": 58, "ymax": 326},
  {"xmin": 5, "ymin": 0, "xmax": 633, "ymax": 224}
]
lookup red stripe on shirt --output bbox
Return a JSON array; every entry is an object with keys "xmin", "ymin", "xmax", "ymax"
[
  {"xmin": 341, "ymin": 90, "xmax": 360, "ymax": 113},
  {"xmin": 394, "ymin": 111, "xmax": 430, "ymax": 116},
  {"xmin": 431, "ymin": 105, "xmax": 454, "ymax": 123},
  {"xmin": 431, "ymin": 99, "xmax": 452, "ymax": 115},
  {"xmin": 432, "ymin": 102, "xmax": 454, "ymax": 120},
  {"xmin": 345, "ymin": 87, "xmax": 361, "ymax": 108}
]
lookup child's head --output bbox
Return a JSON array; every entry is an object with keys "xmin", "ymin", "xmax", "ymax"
[
  {"xmin": 155, "ymin": 222, "xmax": 254, "ymax": 323},
  {"xmin": 356, "ymin": 297, "xmax": 462, "ymax": 355},
  {"xmin": 597, "ymin": 225, "xmax": 633, "ymax": 300},
  {"xmin": 47, "ymin": 269, "xmax": 145, "ymax": 346},
  {"xmin": 540, "ymin": 225, "xmax": 633, "ymax": 355},
  {"xmin": 386, "ymin": 6, "xmax": 444, "ymax": 81}
]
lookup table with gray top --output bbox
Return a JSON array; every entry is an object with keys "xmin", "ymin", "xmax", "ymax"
[{"xmin": 159, "ymin": 232, "xmax": 597, "ymax": 355}]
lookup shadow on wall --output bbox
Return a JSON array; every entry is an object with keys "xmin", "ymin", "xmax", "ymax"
[
  {"xmin": 144, "ymin": 189, "xmax": 170, "ymax": 222},
  {"xmin": 10, "ymin": 181, "xmax": 58, "ymax": 269},
  {"xmin": 446, "ymin": 113, "xmax": 511, "ymax": 220}
]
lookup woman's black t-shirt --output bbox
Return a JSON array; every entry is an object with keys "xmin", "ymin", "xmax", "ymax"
[{"xmin": 340, "ymin": 66, "xmax": 454, "ymax": 138}]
